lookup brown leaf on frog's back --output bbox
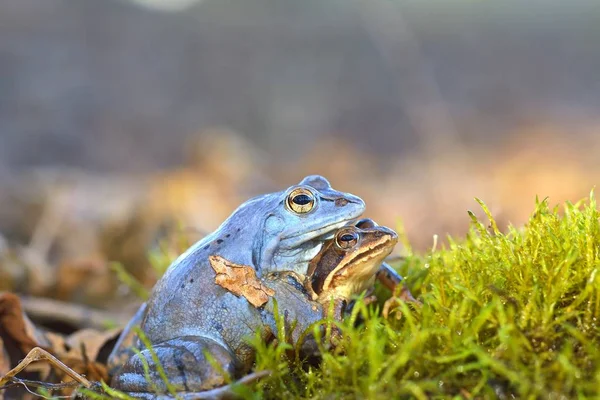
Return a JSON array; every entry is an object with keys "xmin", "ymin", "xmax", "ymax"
[{"xmin": 209, "ymin": 255, "xmax": 275, "ymax": 308}]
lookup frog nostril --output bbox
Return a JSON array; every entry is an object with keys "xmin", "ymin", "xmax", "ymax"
[{"xmin": 335, "ymin": 198, "xmax": 349, "ymax": 207}]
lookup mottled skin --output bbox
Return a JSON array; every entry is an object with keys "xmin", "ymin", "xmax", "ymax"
[{"xmin": 108, "ymin": 175, "xmax": 365, "ymax": 396}]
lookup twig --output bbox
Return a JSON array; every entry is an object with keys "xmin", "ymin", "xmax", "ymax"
[
  {"xmin": 0, "ymin": 347, "xmax": 91, "ymax": 389},
  {"xmin": 7, "ymin": 378, "xmax": 73, "ymax": 399},
  {"xmin": 0, "ymin": 377, "xmax": 81, "ymax": 391},
  {"xmin": 20, "ymin": 296, "xmax": 132, "ymax": 330}
]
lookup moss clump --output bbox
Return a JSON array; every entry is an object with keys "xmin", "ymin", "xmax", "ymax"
[{"xmin": 248, "ymin": 192, "xmax": 600, "ymax": 399}]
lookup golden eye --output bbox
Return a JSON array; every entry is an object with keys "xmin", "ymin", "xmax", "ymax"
[
  {"xmin": 335, "ymin": 229, "xmax": 359, "ymax": 249},
  {"xmin": 286, "ymin": 188, "xmax": 316, "ymax": 214}
]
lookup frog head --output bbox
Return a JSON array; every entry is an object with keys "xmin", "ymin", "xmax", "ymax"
[
  {"xmin": 306, "ymin": 218, "xmax": 398, "ymax": 302},
  {"xmin": 216, "ymin": 175, "xmax": 365, "ymax": 275}
]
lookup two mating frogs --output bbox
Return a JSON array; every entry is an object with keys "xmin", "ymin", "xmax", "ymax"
[{"xmin": 108, "ymin": 176, "xmax": 413, "ymax": 398}]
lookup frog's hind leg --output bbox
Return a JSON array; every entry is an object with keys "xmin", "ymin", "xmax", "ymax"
[{"xmin": 110, "ymin": 336, "xmax": 238, "ymax": 395}]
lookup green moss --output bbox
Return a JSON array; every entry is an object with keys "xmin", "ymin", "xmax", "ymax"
[{"xmin": 247, "ymin": 191, "xmax": 600, "ymax": 399}]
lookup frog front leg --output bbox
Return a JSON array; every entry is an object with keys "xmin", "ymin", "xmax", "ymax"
[{"xmin": 110, "ymin": 336, "xmax": 238, "ymax": 396}]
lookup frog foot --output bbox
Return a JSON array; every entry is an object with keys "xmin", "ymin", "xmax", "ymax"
[
  {"xmin": 110, "ymin": 336, "xmax": 238, "ymax": 395},
  {"xmin": 382, "ymin": 285, "xmax": 422, "ymax": 320},
  {"xmin": 362, "ymin": 294, "xmax": 378, "ymax": 306}
]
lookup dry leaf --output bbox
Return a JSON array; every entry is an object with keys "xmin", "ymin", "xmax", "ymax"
[
  {"xmin": 0, "ymin": 337, "xmax": 8, "ymax": 377},
  {"xmin": 209, "ymin": 255, "xmax": 274, "ymax": 307},
  {"xmin": 0, "ymin": 292, "xmax": 40, "ymax": 357},
  {"xmin": 0, "ymin": 292, "xmax": 54, "ymax": 395},
  {"xmin": 65, "ymin": 328, "xmax": 122, "ymax": 362},
  {"xmin": 27, "ymin": 329, "xmax": 116, "ymax": 388},
  {"xmin": 0, "ymin": 293, "xmax": 120, "ymax": 393}
]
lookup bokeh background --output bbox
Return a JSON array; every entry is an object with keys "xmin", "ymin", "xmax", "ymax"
[{"xmin": 1, "ymin": 0, "xmax": 599, "ymax": 309}]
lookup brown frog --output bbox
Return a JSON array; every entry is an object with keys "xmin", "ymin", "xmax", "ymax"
[
  {"xmin": 306, "ymin": 218, "xmax": 397, "ymax": 316},
  {"xmin": 306, "ymin": 218, "xmax": 419, "ymax": 319}
]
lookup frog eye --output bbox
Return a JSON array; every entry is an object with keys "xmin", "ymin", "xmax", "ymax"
[
  {"xmin": 335, "ymin": 229, "xmax": 359, "ymax": 249},
  {"xmin": 286, "ymin": 188, "xmax": 316, "ymax": 214}
]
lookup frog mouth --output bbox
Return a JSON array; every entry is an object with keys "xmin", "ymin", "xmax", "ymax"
[{"xmin": 343, "ymin": 239, "xmax": 395, "ymax": 269}]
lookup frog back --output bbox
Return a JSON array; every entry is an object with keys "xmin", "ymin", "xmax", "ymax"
[{"xmin": 141, "ymin": 237, "xmax": 263, "ymax": 354}]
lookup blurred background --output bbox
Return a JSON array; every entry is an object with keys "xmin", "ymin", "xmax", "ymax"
[{"xmin": 1, "ymin": 0, "xmax": 599, "ymax": 307}]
